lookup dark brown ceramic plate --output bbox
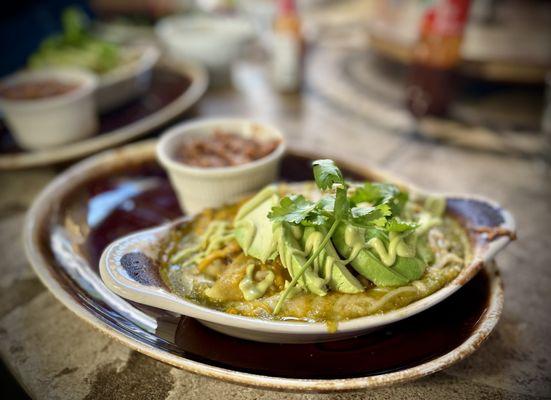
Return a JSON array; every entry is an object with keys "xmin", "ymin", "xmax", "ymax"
[
  {"xmin": 24, "ymin": 141, "xmax": 504, "ymax": 392},
  {"xmin": 0, "ymin": 62, "xmax": 207, "ymax": 170}
]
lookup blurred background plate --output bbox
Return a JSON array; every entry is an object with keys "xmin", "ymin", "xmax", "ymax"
[
  {"xmin": 0, "ymin": 60, "xmax": 207, "ymax": 170},
  {"xmin": 366, "ymin": 0, "xmax": 551, "ymax": 84},
  {"xmin": 306, "ymin": 47, "xmax": 547, "ymax": 158},
  {"xmin": 23, "ymin": 140, "xmax": 503, "ymax": 391}
]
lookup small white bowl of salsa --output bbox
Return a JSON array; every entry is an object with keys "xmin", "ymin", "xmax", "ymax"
[
  {"xmin": 0, "ymin": 68, "xmax": 98, "ymax": 150},
  {"xmin": 157, "ymin": 118, "xmax": 285, "ymax": 214}
]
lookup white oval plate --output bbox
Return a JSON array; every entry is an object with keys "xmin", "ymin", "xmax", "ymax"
[
  {"xmin": 23, "ymin": 141, "xmax": 509, "ymax": 390},
  {"xmin": 100, "ymin": 184, "xmax": 515, "ymax": 343}
]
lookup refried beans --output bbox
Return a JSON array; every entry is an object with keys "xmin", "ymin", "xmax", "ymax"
[
  {"xmin": 176, "ymin": 130, "xmax": 280, "ymax": 168},
  {"xmin": 0, "ymin": 80, "xmax": 79, "ymax": 100}
]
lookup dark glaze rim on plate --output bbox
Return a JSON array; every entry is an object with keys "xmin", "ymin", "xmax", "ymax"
[
  {"xmin": 0, "ymin": 60, "xmax": 207, "ymax": 170},
  {"xmin": 23, "ymin": 140, "xmax": 504, "ymax": 392}
]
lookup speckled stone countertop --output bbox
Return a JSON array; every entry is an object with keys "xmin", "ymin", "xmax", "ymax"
[{"xmin": 1, "ymin": 1, "xmax": 550, "ymax": 398}]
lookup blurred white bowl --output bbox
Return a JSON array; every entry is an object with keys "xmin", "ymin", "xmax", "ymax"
[
  {"xmin": 0, "ymin": 68, "xmax": 98, "ymax": 150},
  {"xmin": 96, "ymin": 44, "xmax": 160, "ymax": 113},
  {"xmin": 155, "ymin": 15, "xmax": 254, "ymax": 85},
  {"xmin": 156, "ymin": 118, "xmax": 285, "ymax": 214},
  {"xmin": 236, "ymin": 0, "xmax": 276, "ymax": 35}
]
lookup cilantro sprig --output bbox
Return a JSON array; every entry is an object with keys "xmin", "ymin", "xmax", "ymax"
[
  {"xmin": 312, "ymin": 159, "xmax": 345, "ymax": 189},
  {"xmin": 386, "ymin": 217, "xmax": 419, "ymax": 232},
  {"xmin": 268, "ymin": 195, "xmax": 329, "ymax": 227},
  {"xmin": 270, "ymin": 160, "xmax": 414, "ymax": 314},
  {"xmin": 351, "ymin": 182, "xmax": 408, "ymax": 215}
]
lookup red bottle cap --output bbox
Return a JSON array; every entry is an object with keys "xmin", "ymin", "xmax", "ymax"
[{"xmin": 278, "ymin": 0, "xmax": 297, "ymax": 15}]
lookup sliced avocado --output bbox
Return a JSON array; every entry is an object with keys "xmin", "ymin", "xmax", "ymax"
[
  {"xmin": 332, "ymin": 222, "xmax": 424, "ymax": 287},
  {"xmin": 274, "ymin": 222, "xmax": 327, "ymax": 296},
  {"xmin": 391, "ymin": 256, "xmax": 425, "ymax": 282},
  {"xmin": 416, "ymin": 235, "xmax": 435, "ymax": 265},
  {"xmin": 234, "ymin": 185, "xmax": 279, "ymax": 262},
  {"xmin": 302, "ymin": 226, "xmax": 363, "ymax": 294}
]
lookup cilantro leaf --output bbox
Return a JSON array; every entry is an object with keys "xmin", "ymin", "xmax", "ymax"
[
  {"xmin": 351, "ymin": 182, "xmax": 397, "ymax": 204},
  {"xmin": 334, "ymin": 186, "xmax": 349, "ymax": 220},
  {"xmin": 389, "ymin": 191, "xmax": 409, "ymax": 215},
  {"xmin": 268, "ymin": 195, "xmax": 315, "ymax": 224},
  {"xmin": 351, "ymin": 182, "xmax": 408, "ymax": 214},
  {"xmin": 312, "ymin": 159, "xmax": 344, "ymax": 190},
  {"xmin": 317, "ymin": 196, "xmax": 335, "ymax": 213},
  {"xmin": 268, "ymin": 195, "xmax": 328, "ymax": 226},
  {"xmin": 350, "ymin": 182, "xmax": 383, "ymax": 204},
  {"xmin": 304, "ymin": 214, "xmax": 329, "ymax": 226},
  {"xmin": 350, "ymin": 204, "xmax": 391, "ymax": 227},
  {"xmin": 386, "ymin": 217, "xmax": 418, "ymax": 232}
]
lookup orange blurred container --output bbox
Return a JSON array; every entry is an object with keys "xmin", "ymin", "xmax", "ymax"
[{"xmin": 407, "ymin": 0, "xmax": 471, "ymax": 117}]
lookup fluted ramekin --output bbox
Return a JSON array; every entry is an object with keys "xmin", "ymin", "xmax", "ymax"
[
  {"xmin": 0, "ymin": 68, "xmax": 98, "ymax": 150},
  {"xmin": 156, "ymin": 118, "xmax": 285, "ymax": 214}
]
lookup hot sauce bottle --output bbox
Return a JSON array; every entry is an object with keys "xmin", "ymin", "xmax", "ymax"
[
  {"xmin": 271, "ymin": 0, "xmax": 304, "ymax": 93},
  {"xmin": 406, "ymin": 0, "xmax": 471, "ymax": 117}
]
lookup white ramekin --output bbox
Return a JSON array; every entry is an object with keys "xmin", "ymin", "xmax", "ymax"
[
  {"xmin": 0, "ymin": 68, "xmax": 99, "ymax": 150},
  {"xmin": 156, "ymin": 118, "xmax": 285, "ymax": 214},
  {"xmin": 155, "ymin": 15, "xmax": 254, "ymax": 86}
]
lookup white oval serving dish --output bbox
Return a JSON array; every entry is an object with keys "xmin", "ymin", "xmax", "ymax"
[{"xmin": 100, "ymin": 182, "xmax": 515, "ymax": 344}]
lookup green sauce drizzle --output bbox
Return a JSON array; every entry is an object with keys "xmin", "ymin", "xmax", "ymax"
[{"xmin": 239, "ymin": 264, "xmax": 275, "ymax": 301}]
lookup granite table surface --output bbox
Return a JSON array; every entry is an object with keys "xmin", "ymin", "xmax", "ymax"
[{"xmin": 1, "ymin": 2, "xmax": 550, "ymax": 399}]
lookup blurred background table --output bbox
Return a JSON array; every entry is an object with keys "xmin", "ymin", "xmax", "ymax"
[{"xmin": 1, "ymin": 1, "xmax": 550, "ymax": 398}]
